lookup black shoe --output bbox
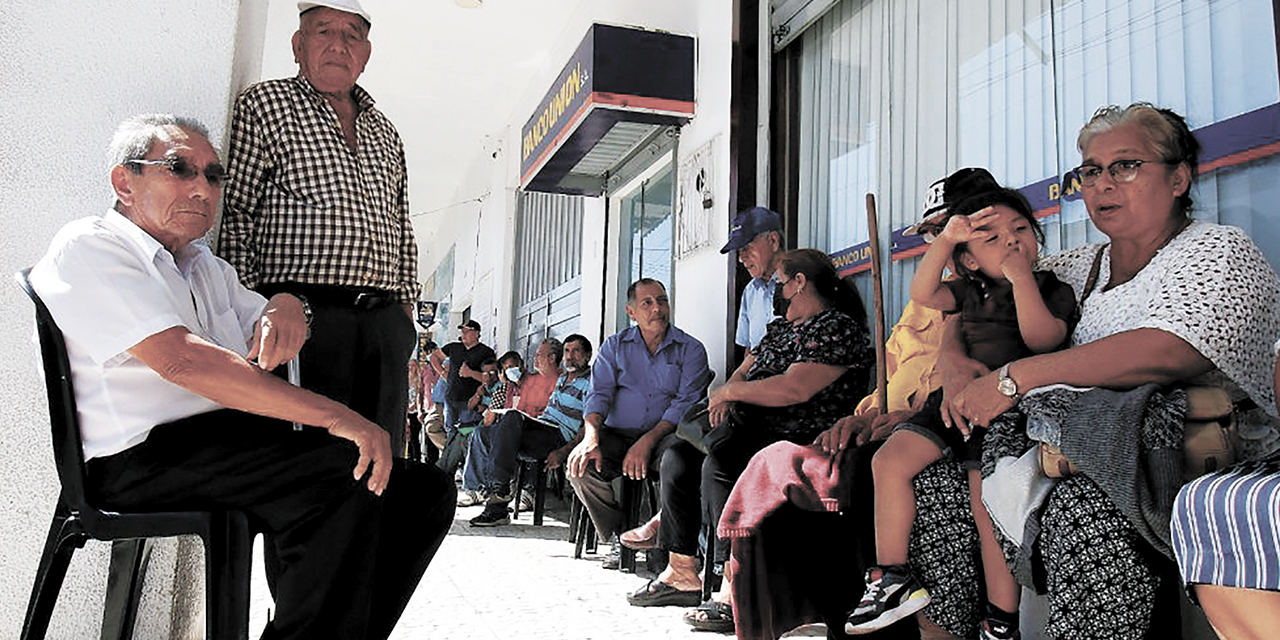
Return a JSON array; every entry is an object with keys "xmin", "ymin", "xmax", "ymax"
[{"xmin": 469, "ymin": 504, "xmax": 510, "ymax": 527}]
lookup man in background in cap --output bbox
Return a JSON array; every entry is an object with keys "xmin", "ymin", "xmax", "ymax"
[
  {"xmin": 721, "ymin": 206, "xmax": 785, "ymax": 352},
  {"xmin": 430, "ymin": 319, "xmax": 496, "ymax": 447},
  {"xmin": 218, "ymin": 0, "xmax": 420, "ymax": 456}
]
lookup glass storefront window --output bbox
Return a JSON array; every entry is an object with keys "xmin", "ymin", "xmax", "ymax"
[
  {"xmin": 617, "ymin": 159, "xmax": 675, "ymax": 327},
  {"xmin": 789, "ymin": 0, "xmax": 1280, "ymax": 319}
]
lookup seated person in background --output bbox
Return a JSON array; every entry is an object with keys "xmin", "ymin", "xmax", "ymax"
[
  {"xmin": 491, "ymin": 350, "xmax": 527, "ymax": 414},
  {"xmin": 657, "ymin": 249, "xmax": 871, "ymax": 624},
  {"xmin": 424, "ymin": 356, "xmax": 450, "ymax": 455},
  {"xmin": 1171, "ymin": 337, "xmax": 1280, "ymax": 640},
  {"xmin": 465, "ymin": 335, "xmax": 593, "ymax": 527},
  {"xmin": 567, "ymin": 279, "xmax": 710, "ymax": 571},
  {"xmin": 716, "ymin": 168, "xmax": 990, "ymax": 640},
  {"xmin": 624, "ymin": 206, "xmax": 787, "ymax": 551},
  {"xmin": 846, "ymin": 185, "xmax": 1076, "ymax": 638},
  {"xmin": 466, "ymin": 357, "xmax": 507, "ymax": 420},
  {"xmin": 28, "ymin": 114, "xmax": 454, "ymax": 639},
  {"xmin": 491, "ymin": 339, "xmax": 562, "ymax": 424},
  {"xmin": 406, "ymin": 340, "xmax": 437, "ymax": 461}
]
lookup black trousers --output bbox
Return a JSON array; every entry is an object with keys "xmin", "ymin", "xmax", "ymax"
[
  {"xmin": 663, "ymin": 424, "xmax": 792, "ymax": 563},
  {"xmin": 261, "ymin": 286, "xmax": 417, "ymax": 457},
  {"xmin": 87, "ymin": 410, "xmax": 455, "ymax": 640}
]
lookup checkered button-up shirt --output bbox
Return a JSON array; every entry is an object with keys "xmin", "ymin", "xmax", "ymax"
[{"xmin": 218, "ymin": 75, "xmax": 419, "ymax": 303}]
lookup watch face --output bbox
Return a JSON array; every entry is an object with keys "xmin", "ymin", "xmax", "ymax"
[{"xmin": 998, "ymin": 377, "xmax": 1018, "ymax": 397}]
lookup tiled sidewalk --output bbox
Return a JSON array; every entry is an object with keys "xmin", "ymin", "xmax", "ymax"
[{"xmin": 247, "ymin": 491, "xmax": 825, "ymax": 639}]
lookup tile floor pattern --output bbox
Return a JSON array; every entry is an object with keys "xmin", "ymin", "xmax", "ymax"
[{"xmin": 248, "ymin": 491, "xmax": 825, "ymax": 639}]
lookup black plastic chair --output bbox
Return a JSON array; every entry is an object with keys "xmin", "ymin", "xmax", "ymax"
[
  {"xmin": 16, "ymin": 269, "xmax": 253, "ymax": 640},
  {"xmin": 511, "ymin": 451, "xmax": 554, "ymax": 525}
]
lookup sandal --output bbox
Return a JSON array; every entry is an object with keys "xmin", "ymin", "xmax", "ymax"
[
  {"xmin": 627, "ymin": 579, "xmax": 702, "ymax": 607},
  {"xmin": 683, "ymin": 599, "xmax": 735, "ymax": 632}
]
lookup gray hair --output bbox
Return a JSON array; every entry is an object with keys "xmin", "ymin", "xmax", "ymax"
[
  {"xmin": 540, "ymin": 337, "xmax": 564, "ymax": 364},
  {"xmin": 108, "ymin": 114, "xmax": 210, "ymax": 169},
  {"xmin": 1077, "ymin": 103, "xmax": 1200, "ymax": 213}
]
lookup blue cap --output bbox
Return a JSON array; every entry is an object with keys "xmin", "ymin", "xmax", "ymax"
[{"xmin": 720, "ymin": 207, "xmax": 782, "ymax": 254}]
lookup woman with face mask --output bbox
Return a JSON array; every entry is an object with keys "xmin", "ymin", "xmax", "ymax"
[{"xmin": 669, "ymin": 249, "xmax": 873, "ymax": 631}]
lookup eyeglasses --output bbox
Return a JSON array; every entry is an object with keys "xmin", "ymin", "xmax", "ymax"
[
  {"xmin": 126, "ymin": 156, "xmax": 226, "ymax": 187},
  {"xmin": 1072, "ymin": 158, "xmax": 1173, "ymax": 187}
]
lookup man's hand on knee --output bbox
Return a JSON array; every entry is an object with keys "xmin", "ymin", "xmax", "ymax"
[
  {"xmin": 325, "ymin": 413, "xmax": 392, "ymax": 495},
  {"xmin": 567, "ymin": 438, "xmax": 601, "ymax": 479}
]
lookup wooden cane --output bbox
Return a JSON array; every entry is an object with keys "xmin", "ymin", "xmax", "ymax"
[{"xmin": 865, "ymin": 193, "xmax": 889, "ymax": 413}]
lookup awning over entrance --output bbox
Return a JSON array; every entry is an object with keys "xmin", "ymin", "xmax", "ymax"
[{"xmin": 520, "ymin": 23, "xmax": 695, "ymax": 196}]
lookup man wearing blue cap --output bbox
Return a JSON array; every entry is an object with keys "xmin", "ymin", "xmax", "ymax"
[{"xmin": 721, "ymin": 206, "xmax": 785, "ymax": 350}]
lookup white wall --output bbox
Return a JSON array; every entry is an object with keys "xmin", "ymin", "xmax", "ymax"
[
  {"xmin": 0, "ymin": 1, "xmax": 262, "ymax": 637},
  {"xmin": 668, "ymin": 0, "xmax": 735, "ymax": 381}
]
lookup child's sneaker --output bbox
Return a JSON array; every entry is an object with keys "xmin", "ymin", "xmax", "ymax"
[
  {"xmin": 844, "ymin": 565, "xmax": 932, "ymax": 634},
  {"xmin": 979, "ymin": 618, "xmax": 1020, "ymax": 640}
]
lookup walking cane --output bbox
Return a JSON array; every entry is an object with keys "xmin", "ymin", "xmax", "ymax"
[{"xmin": 865, "ymin": 193, "xmax": 889, "ymax": 413}]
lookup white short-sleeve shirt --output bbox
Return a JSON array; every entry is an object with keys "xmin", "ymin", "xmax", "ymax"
[
  {"xmin": 29, "ymin": 210, "xmax": 268, "ymax": 459},
  {"xmin": 1039, "ymin": 220, "xmax": 1280, "ymax": 459}
]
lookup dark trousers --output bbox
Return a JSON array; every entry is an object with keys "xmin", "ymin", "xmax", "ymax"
[
  {"xmin": 406, "ymin": 412, "xmax": 423, "ymax": 461},
  {"xmin": 567, "ymin": 427, "xmax": 681, "ymax": 540},
  {"xmin": 461, "ymin": 411, "xmax": 565, "ymax": 495},
  {"xmin": 290, "ymin": 295, "xmax": 417, "ymax": 457},
  {"xmin": 664, "ymin": 425, "xmax": 790, "ymax": 563},
  {"xmin": 87, "ymin": 410, "xmax": 455, "ymax": 640}
]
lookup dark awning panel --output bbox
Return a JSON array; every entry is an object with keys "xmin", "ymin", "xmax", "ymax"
[{"xmin": 520, "ymin": 23, "xmax": 695, "ymax": 196}]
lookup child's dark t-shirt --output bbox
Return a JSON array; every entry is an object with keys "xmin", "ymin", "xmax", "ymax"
[{"xmin": 943, "ymin": 270, "xmax": 1078, "ymax": 370}]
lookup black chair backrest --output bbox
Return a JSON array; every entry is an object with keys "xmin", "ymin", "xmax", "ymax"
[{"xmin": 16, "ymin": 268, "xmax": 92, "ymax": 514}]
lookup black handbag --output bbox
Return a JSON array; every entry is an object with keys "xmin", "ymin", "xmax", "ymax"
[{"xmin": 675, "ymin": 398, "xmax": 737, "ymax": 454}]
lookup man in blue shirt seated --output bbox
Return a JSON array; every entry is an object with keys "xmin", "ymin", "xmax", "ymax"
[
  {"xmin": 567, "ymin": 279, "xmax": 710, "ymax": 571},
  {"xmin": 616, "ymin": 207, "xmax": 787, "ymax": 555},
  {"xmin": 28, "ymin": 114, "xmax": 453, "ymax": 639},
  {"xmin": 465, "ymin": 334, "xmax": 594, "ymax": 527}
]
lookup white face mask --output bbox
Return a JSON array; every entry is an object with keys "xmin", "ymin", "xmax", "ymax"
[
  {"xmin": 563, "ymin": 363, "xmax": 579, "ymax": 373},
  {"xmin": 504, "ymin": 367, "xmax": 521, "ymax": 383}
]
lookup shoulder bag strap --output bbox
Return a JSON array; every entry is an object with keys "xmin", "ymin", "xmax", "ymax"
[{"xmin": 1078, "ymin": 244, "xmax": 1108, "ymax": 305}]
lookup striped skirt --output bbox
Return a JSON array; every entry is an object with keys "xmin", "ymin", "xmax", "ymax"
[{"xmin": 1171, "ymin": 457, "xmax": 1280, "ymax": 595}]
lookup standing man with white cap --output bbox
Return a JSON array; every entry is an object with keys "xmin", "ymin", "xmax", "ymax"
[
  {"xmin": 218, "ymin": 3, "xmax": 452, "ymax": 635},
  {"xmin": 219, "ymin": 0, "xmax": 423, "ymax": 459}
]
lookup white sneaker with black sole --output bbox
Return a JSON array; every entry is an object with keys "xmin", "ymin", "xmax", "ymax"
[{"xmin": 844, "ymin": 565, "xmax": 932, "ymax": 634}]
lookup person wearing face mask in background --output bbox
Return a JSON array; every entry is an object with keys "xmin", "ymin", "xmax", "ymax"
[
  {"xmin": 496, "ymin": 351, "xmax": 525, "ymax": 406},
  {"xmin": 463, "ymin": 336, "xmax": 594, "ymax": 526}
]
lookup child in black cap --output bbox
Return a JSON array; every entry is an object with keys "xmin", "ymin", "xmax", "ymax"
[{"xmin": 846, "ymin": 171, "xmax": 1077, "ymax": 640}]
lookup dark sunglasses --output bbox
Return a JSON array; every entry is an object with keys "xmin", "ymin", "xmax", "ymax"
[{"xmin": 126, "ymin": 156, "xmax": 226, "ymax": 187}]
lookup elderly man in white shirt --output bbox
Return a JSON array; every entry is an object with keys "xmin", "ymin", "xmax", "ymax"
[{"xmin": 28, "ymin": 114, "xmax": 452, "ymax": 640}]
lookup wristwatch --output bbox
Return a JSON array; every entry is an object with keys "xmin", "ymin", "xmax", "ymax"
[
  {"xmin": 295, "ymin": 294, "xmax": 314, "ymax": 338},
  {"xmin": 997, "ymin": 363, "xmax": 1020, "ymax": 401}
]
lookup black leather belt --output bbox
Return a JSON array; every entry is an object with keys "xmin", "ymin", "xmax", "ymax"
[{"xmin": 258, "ymin": 283, "xmax": 396, "ymax": 311}]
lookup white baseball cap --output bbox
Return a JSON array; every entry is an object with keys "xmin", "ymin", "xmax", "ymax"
[{"xmin": 298, "ymin": 0, "xmax": 371, "ymax": 26}]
